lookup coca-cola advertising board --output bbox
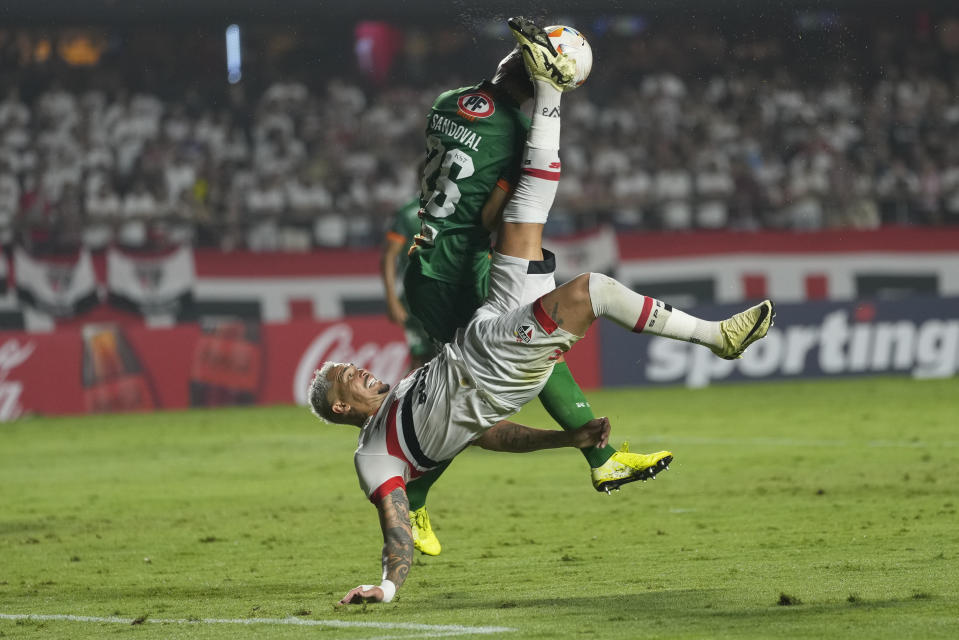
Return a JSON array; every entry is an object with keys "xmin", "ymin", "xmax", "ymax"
[{"xmin": 0, "ymin": 315, "xmax": 602, "ymax": 420}]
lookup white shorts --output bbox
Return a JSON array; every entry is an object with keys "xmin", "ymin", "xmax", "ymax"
[{"xmin": 456, "ymin": 251, "xmax": 580, "ymax": 413}]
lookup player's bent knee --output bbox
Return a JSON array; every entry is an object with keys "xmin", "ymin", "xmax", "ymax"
[
  {"xmin": 574, "ymin": 272, "xmax": 596, "ymax": 309},
  {"xmin": 586, "ymin": 272, "xmax": 618, "ymax": 319},
  {"xmin": 548, "ymin": 273, "xmax": 593, "ymax": 315},
  {"xmin": 542, "ymin": 273, "xmax": 596, "ymax": 336},
  {"xmin": 566, "ymin": 273, "xmax": 593, "ymax": 300},
  {"xmin": 573, "ymin": 272, "xmax": 593, "ymax": 293}
]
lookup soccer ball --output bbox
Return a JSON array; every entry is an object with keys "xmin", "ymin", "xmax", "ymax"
[{"xmin": 545, "ymin": 25, "xmax": 592, "ymax": 90}]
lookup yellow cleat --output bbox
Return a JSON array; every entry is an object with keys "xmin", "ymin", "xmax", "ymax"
[
  {"xmin": 591, "ymin": 444, "xmax": 673, "ymax": 493},
  {"xmin": 711, "ymin": 299, "xmax": 776, "ymax": 360},
  {"xmin": 410, "ymin": 507, "xmax": 441, "ymax": 556},
  {"xmin": 507, "ymin": 16, "xmax": 577, "ymax": 91}
]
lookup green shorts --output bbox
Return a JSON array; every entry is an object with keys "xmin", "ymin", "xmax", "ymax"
[
  {"xmin": 400, "ymin": 295, "xmax": 439, "ymax": 359},
  {"xmin": 404, "ymin": 258, "xmax": 489, "ymax": 344}
]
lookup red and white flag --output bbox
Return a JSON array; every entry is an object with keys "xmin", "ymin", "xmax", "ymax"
[
  {"xmin": 107, "ymin": 245, "xmax": 195, "ymax": 316},
  {"xmin": 14, "ymin": 247, "xmax": 98, "ymax": 317}
]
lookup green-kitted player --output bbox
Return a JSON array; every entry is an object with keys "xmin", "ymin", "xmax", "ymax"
[
  {"xmin": 402, "ymin": 20, "xmax": 669, "ymax": 556},
  {"xmin": 380, "ymin": 196, "xmax": 439, "ymax": 371}
]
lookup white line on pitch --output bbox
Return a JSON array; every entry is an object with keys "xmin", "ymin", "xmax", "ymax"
[{"xmin": 0, "ymin": 613, "xmax": 515, "ymax": 638}]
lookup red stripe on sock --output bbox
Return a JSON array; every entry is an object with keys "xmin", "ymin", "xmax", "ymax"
[
  {"xmin": 633, "ymin": 296, "xmax": 653, "ymax": 333},
  {"xmin": 522, "ymin": 168, "xmax": 561, "ymax": 181},
  {"xmin": 533, "ymin": 297, "xmax": 558, "ymax": 335}
]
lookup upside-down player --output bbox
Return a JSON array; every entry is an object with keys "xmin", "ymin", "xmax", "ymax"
[{"xmin": 311, "ymin": 17, "xmax": 775, "ymax": 605}]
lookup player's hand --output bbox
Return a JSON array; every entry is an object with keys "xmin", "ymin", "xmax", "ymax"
[
  {"xmin": 338, "ymin": 584, "xmax": 385, "ymax": 605},
  {"xmin": 571, "ymin": 416, "xmax": 610, "ymax": 449}
]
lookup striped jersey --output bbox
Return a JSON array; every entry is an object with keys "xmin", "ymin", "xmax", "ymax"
[{"xmin": 353, "ymin": 344, "xmax": 507, "ymax": 502}]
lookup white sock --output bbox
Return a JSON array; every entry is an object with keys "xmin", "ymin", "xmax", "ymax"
[
  {"xmin": 587, "ymin": 273, "xmax": 723, "ymax": 349},
  {"xmin": 502, "ymin": 147, "xmax": 559, "ymax": 224},
  {"xmin": 527, "ymin": 80, "xmax": 562, "ymax": 150},
  {"xmin": 660, "ymin": 308, "xmax": 723, "ymax": 349},
  {"xmin": 502, "ymin": 79, "xmax": 562, "ymax": 224}
]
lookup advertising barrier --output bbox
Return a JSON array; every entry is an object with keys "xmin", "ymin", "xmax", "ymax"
[
  {"xmin": 0, "ymin": 314, "xmax": 601, "ymax": 420},
  {"xmin": 3, "ymin": 227, "xmax": 959, "ymax": 331},
  {"xmin": 599, "ymin": 296, "xmax": 959, "ymax": 388},
  {"xmin": 2, "ymin": 295, "xmax": 955, "ymax": 421}
]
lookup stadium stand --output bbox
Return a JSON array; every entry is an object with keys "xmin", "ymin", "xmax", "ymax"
[{"xmin": 0, "ymin": 8, "xmax": 958, "ymax": 255}]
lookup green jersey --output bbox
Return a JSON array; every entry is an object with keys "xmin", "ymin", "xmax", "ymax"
[{"xmin": 412, "ymin": 81, "xmax": 530, "ymax": 285}]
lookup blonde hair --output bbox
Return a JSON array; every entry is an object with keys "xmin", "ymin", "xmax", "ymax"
[{"xmin": 307, "ymin": 361, "xmax": 345, "ymax": 423}]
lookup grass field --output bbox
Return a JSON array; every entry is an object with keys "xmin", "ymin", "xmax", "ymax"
[{"xmin": 1, "ymin": 376, "xmax": 958, "ymax": 639}]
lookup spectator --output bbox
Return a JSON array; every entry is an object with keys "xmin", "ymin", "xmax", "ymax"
[
  {"xmin": 164, "ymin": 149, "xmax": 197, "ymax": 207},
  {"xmin": 2, "ymin": 13, "xmax": 958, "ymax": 249},
  {"xmin": 653, "ymin": 153, "xmax": 694, "ymax": 230},
  {"xmin": 118, "ymin": 179, "xmax": 159, "ymax": 246},
  {"xmin": 85, "ymin": 180, "xmax": 121, "ymax": 221},
  {"xmin": 876, "ymin": 159, "xmax": 920, "ymax": 224},
  {"xmin": 246, "ymin": 174, "xmax": 285, "ymax": 218},
  {"xmin": 694, "ymin": 157, "xmax": 734, "ymax": 229},
  {"xmin": 0, "ymin": 161, "xmax": 20, "ymax": 242},
  {"xmin": 941, "ymin": 151, "xmax": 959, "ymax": 225},
  {"xmin": 285, "ymin": 168, "xmax": 332, "ymax": 219}
]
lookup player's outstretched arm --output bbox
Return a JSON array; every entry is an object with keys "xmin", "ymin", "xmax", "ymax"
[
  {"xmin": 338, "ymin": 487, "xmax": 413, "ymax": 605},
  {"xmin": 380, "ymin": 235, "xmax": 408, "ymax": 325},
  {"xmin": 474, "ymin": 417, "xmax": 610, "ymax": 452}
]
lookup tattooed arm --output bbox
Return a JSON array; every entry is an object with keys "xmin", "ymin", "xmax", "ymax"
[
  {"xmin": 473, "ymin": 417, "xmax": 610, "ymax": 452},
  {"xmin": 338, "ymin": 487, "xmax": 413, "ymax": 605},
  {"xmin": 377, "ymin": 487, "xmax": 413, "ymax": 586}
]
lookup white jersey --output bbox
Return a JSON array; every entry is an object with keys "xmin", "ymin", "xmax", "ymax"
[
  {"xmin": 354, "ymin": 347, "xmax": 500, "ymax": 501},
  {"xmin": 354, "ymin": 251, "xmax": 579, "ymax": 502}
]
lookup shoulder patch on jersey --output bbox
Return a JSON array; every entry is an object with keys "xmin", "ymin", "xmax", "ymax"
[{"xmin": 457, "ymin": 92, "xmax": 495, "ymax": 121}]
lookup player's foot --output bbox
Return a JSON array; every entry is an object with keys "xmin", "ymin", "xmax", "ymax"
[
  {"xmin": 711, "ymin": 299, "xmax": 776, "ymax": 360},
  {"xmin": 507, "ymin": 16, "xmax": 576, "ymax": 91},
  {"xmin": 410, "ymin": 506, "xmax": 441, "ymax": 556},
  {"xmin": 591, "ymin": 444, "xmax": 673, "ymax": 494}
]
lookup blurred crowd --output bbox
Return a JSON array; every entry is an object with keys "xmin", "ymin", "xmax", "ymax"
[
  {"xmin": 0, "ymin": 79, "xmax": 426, "ymax": 251},
  {"xmin": 1, "ymin": 11, "xmax": 958, "ymax": 252}
]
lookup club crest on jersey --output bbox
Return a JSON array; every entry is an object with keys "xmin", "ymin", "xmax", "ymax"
[
  {"xmin": 457, "ymin": 92, "xmax": 495, "ymax": 121},
  {"xmin": 514, "ymin": 324, "xmax": 534, "ymax": 344}
]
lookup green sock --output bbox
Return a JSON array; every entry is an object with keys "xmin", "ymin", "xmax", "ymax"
[
  {"xmin": 538, "ymin": 362, "xmax": 615, "ymax": 468},
  {"xmin": 405, "ymin": 460, "xmax": 452, "ymax": 511}
]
